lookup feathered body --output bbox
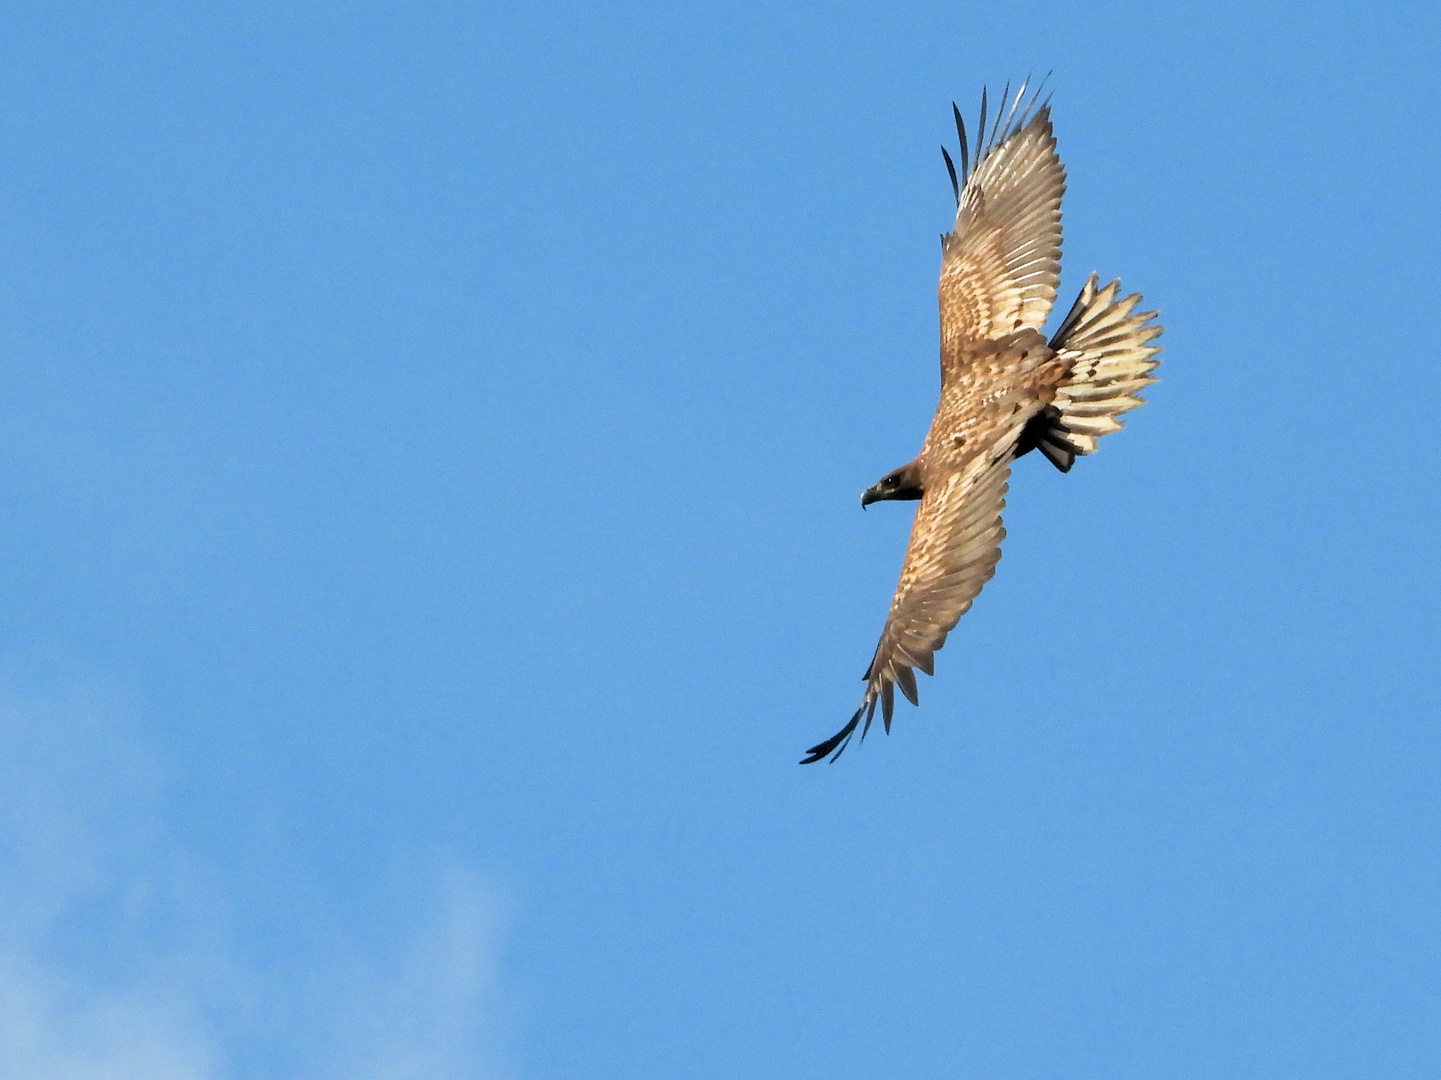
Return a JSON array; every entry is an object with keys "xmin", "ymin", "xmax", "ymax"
[{"xmin": 804, "ymin": 85, "xmax": 1163, "ymax": 764}]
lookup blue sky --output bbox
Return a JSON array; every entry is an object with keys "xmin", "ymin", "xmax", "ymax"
[{"xmin": 0, "ymin": 1, "xmax": 1438, "ymax": 1077}]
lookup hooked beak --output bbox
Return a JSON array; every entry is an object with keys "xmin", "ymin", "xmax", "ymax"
[{"xmin": 860, "ymin": 485, "xmax": 881, "ymax": 510}]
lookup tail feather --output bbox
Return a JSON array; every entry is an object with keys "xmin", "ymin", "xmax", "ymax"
[{"xmin": 1037, "ymin": 272, "xmax": 1163, "ymax": 464}]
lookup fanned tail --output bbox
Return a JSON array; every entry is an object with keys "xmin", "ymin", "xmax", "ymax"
[{"xmin": 1029, "ymin": 273, "xmax": 1163, "ymax": 471}]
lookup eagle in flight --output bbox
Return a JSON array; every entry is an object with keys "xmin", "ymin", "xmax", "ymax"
[{"xmin": 803, "ymin": 83, "xmax": 1163, "ymax": 764}]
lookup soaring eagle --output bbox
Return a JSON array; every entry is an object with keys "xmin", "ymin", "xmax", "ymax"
[{"xmin": 803, "ymin": 84, "xmax": 1163, "ymax": 764}]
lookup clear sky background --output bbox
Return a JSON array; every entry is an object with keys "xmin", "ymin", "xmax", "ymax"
[{"xmin": 0, "ymin": 1, "xmax": 1437, "ymax": 1077}]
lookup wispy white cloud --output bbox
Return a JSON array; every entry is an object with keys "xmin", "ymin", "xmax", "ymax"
[
  {"xmin": 321, "ymin": 868, "xmax": 511, "ymax": 1080},
  {"xmin": 0, "ymin": 686, "xmax": 512, "ymax": 1080},
  {"xmin": 0, "ymin": 952, "xmax": 219, "ymax": 1080}
]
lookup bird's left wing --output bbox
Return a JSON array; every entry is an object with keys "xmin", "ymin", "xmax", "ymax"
[
  {"xmin": 802, "ymin": 453, "xmax": 1011, "ymax": 763},
  {"xmin": 938, "ymin": 85, "xmax": 1065, "ymax": 362}
]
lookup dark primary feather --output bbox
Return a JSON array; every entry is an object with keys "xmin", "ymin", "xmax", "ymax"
[
  {"xmin": 953, "ymin": 102, "xmax": 969, "ymax": 182},
  {"xmin": 977, "ymin": 87, "xmax": 988, "ymax": 166},
  {"xmin": 988, "ymin": 81, "xmax": 1010, "ymax": 148},
  {"xmin": 801, "ymin": 698, "xmax": 873, "ymax": 764}
]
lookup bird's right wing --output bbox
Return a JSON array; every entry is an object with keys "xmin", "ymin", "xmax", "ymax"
[
  {"xmin": 938, "ymin": 85, "xmax": 1065, "ymax": 364},
  {"xmin": 802, "ymin": 453, "xmax": 1012, "ymax": 763}
]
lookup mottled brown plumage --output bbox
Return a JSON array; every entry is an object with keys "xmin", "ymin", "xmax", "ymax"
[{"xmin": 803, "ymin": 84, "xmax": 1163, "ymax": 764}]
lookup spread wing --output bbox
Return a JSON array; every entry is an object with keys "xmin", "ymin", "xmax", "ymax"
[
  {"xmin": 802, "ymin": 454, "xmax": 1011, "ymax": 764},
  {"xmin": 938, "ymin": 85, "xmax": 1065, "ymax": 362}
]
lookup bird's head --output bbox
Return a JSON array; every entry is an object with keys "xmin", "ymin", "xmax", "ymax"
[{"xmin": 861, "ymin": 463, "xmax": 924, "ymax": 508}]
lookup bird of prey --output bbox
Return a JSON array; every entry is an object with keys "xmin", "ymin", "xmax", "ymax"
[{"xmin": 802, "ymin": 83, "xmax": 1163, "ymax": 764}]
